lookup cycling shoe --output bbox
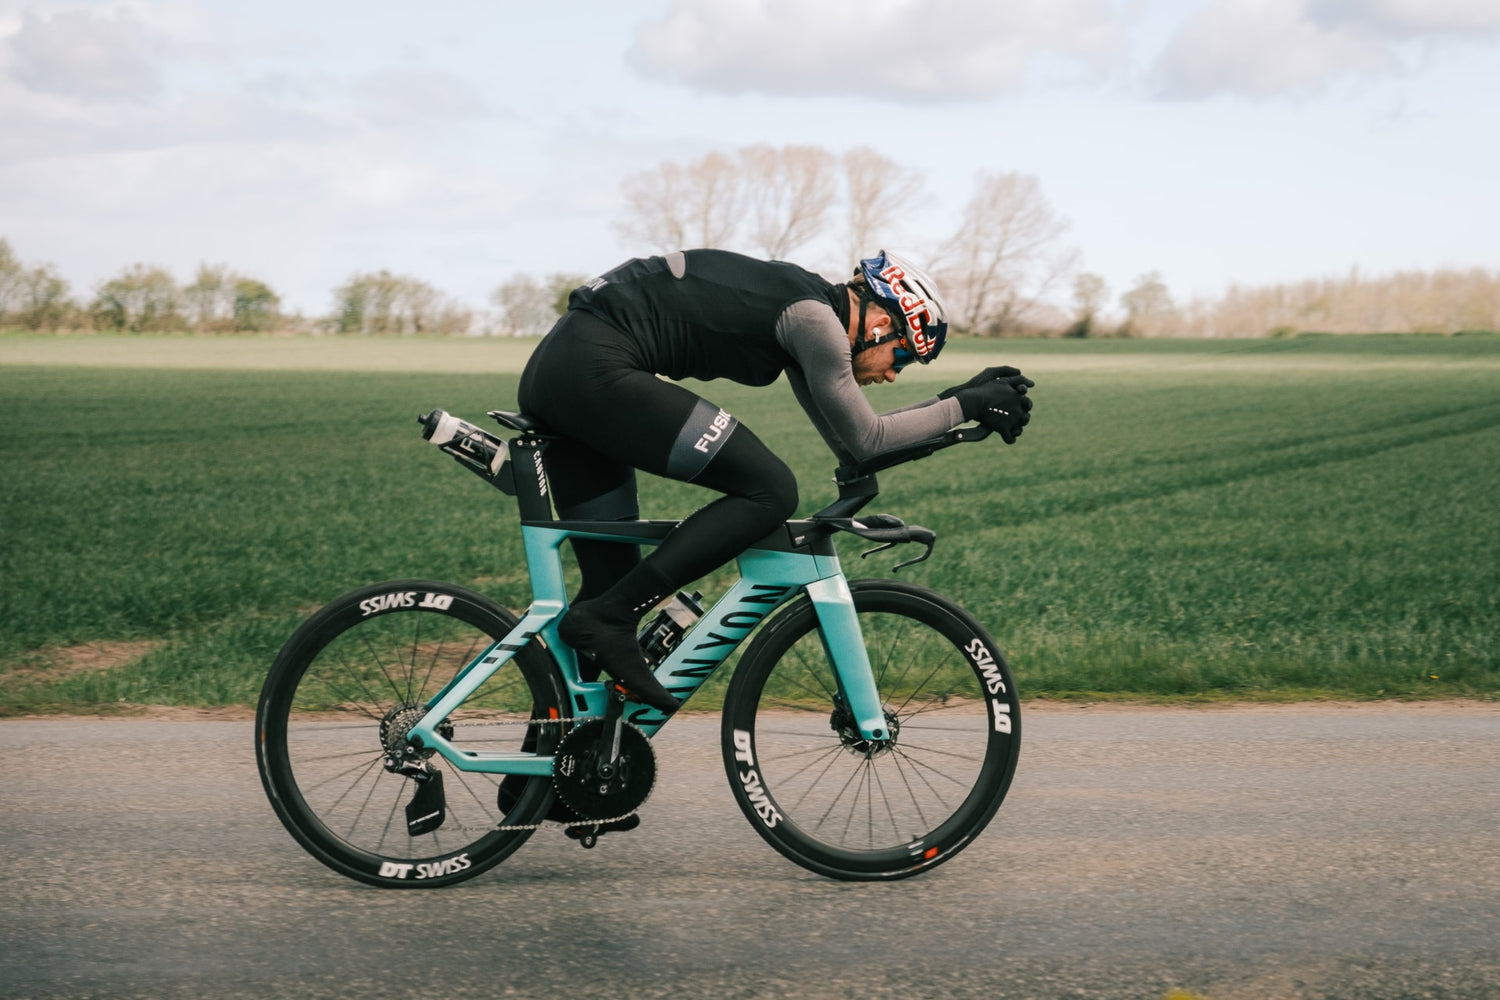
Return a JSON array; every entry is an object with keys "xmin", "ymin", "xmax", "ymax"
[{"xmin": 559, "ymin": 605, "xmax": 681, "ymax": 714}]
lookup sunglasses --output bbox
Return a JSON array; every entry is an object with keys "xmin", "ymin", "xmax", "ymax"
[{"xmin": 891, "ymin": 336, "xmax": 918, "ymax": 372}]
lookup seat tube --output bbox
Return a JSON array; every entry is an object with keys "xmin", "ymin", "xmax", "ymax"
[{"xmin": 804, "ymin": 576, "xmax": 889, "ymax": 741}]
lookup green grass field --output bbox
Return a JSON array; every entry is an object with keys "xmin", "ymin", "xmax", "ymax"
[{"xmin": 2, "ymin": 332, "xmax": 1497, "ymax": 713}]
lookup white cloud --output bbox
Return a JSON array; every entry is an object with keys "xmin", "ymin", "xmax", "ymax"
[
  {"xmin": 630, "ymin": 0, "xmax": 1125, "ymax": 101},
  {"xmin": 1152, "ymin": 0, "xmax": 1500, "ymax": 99},
  {"xmin": 4, "ymin": 7, "xmax": 165, "ymax": 103},
  {"xmin": 353, "ymin": 69, "xmax": 496, "ymax": 126},
  {"xmin": 1308, "ymin": 0, "xmax": 1500, "ymax": 37}
]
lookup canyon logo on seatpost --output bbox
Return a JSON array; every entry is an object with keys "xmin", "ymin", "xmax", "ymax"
[{"xmin": 666, "ymin": 398, "xmax": 738, "ymax": 482}]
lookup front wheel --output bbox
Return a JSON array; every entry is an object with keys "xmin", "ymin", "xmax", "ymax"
[
  {"xmin": 721, "ymin": 580, "xmax": 1020, "ymax": 880},
  {"xmin": 255, "ymin": 580, "xmax": 567, "ymax": 887}
]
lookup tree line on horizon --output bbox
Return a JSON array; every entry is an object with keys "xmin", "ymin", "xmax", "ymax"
[{"xmin": 3, "ymin": 144, "xmax": 1497, "ymax": 337}]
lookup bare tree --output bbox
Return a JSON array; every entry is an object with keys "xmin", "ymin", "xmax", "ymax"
[
  {"xmin": 492, "ymin": 275, "xmax": 551, "ymax": 336},
  {"xmin": 618, "ymin": 164, "xmax": 687, "ymax": 251},
  {"xmin": 183, "ymin": 263, "xmax": 230, "ymax": 330},
  {"xmin": 936, "ymin": 172, "xmax": 1075, "ymax": 335},
  {"xmin": 491, "ymin": 272, "xmax": 589, "ymax": 336},
  {"xmin": 616, "ymin": 145, "xmax": 896, "ymax": 264},
  {"xmin": 231, "ymin": 279, "xmax": 280, "ymax": 332},
  {"xmin": 616, "ymin": 152, "xmax": 742, "ymax": 251},
  {"xmin": 1195, "ymin": 267, "xmax": 1500, "ymax": 337},
  {"xmin": 841, "ymin": 147, "xmax": 923, "ymax": 265},
  {"xmin": 681, "ymin": 153, "xmax": 741, "ymax": 249},
  {"xmin": 1119, "ymin": 272, "xmax": 1176, "ymax": 337},
  {"xmin": 739, "ymin": 144, "xmax": 836, "ymax": 260},
  {"xmin": 0, "ymin": 240, "xmax": 78, "ymax": 330},
  {"xmin": 333, "ymin": 270, "xmax": 469, "ymax": 335},
  {"xmin": 0, "ymin": 238, "xmax": 20, "ymax": 319},
  {"xmin": 179, "ymin": 263, "xmax": 282, "ymax": 332},
  {"xmin": 90, "ymin": 264, "xmax": 183, "ymax": 332},
  {"xmin": 1065, "ymin": 272, "xmax": 1110, "ymax": 338},
  {"xmin": 15, "ymin": 264, "xmax": 71, "ymax": 330}
]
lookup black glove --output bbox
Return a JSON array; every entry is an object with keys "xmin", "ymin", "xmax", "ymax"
[
  {"xmin": 938, "ymin": 366, "xmax": 1033, "ymax": 400},
  {"xmin": 953, "ymin": 375, "xmax": 1034, "ymax": 444}
]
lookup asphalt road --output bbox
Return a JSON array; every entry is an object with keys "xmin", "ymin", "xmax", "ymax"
[{"xmin": 2, "ymin": 703, "xmax": 1497, "ymax": 1000}]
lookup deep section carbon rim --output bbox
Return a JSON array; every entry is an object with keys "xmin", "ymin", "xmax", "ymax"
[
  {"xmin": 722, "ymin": 581, "xmax": 1019, "ymax": 880},
  {"xmin": 256, "ymin": 580, "xmax": 565, "ymax": 887}
]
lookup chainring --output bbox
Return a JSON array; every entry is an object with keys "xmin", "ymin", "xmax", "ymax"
[{"xmin": 552, "ymin": 719, "xmax": 656, "ymax": 821}]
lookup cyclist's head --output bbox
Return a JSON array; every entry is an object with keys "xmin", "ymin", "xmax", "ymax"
[{"xmin": 850, "ymin": 250, "xmax": 948, "ymax": 371}]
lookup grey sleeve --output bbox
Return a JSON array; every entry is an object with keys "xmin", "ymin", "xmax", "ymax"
[{"xmin": 775, "ymin": 299, "xmax": 964, "ymax": 463}]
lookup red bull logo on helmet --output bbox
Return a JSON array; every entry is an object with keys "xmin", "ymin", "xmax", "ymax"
[{"xmin": 879, "ymin": 262, "xmax": 939, "ymax": 357}]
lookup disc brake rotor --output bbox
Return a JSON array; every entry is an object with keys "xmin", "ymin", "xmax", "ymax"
[{"xmin": 552, "ymin": 719, "xmax": 656, "ymax": 821}]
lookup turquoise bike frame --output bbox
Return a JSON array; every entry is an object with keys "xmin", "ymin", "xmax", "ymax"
[{"xmin": 405, "ymin": 520, "xmax": 889, "ymax": 777}]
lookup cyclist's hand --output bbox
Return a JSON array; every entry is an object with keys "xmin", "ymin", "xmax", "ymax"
[
  {"xmin": 955, "ymin": 377, "xmax": 1033, "ymax": 444},
  {"xmin": 938, "ymin": 366, "xmax": 1033, "ymax": 400}
]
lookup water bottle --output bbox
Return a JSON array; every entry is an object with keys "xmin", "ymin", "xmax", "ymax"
[
  {"xmin": 418, "ymin": 410, "xmax": 512, "ymax": 491},
  {"xmin": 638, "ymin": 591, "xmax": 705, "ymax": 666}
]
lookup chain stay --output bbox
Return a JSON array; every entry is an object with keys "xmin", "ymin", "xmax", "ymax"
[{"xmin": 434, "ymin": 713, "xmax": 638, "ymax": 833}]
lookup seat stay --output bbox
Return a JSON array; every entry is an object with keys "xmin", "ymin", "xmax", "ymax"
[{"xmin": 404, "ymin": 603, "xmax": 564, "ymax": 775}]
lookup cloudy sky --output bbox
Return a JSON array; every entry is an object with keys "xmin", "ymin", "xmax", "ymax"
[{"xmin": 2, "ymin": 0, "xmax": 1497, "ymax": 318}]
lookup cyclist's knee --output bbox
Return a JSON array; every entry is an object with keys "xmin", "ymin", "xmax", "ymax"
[
  {"xmin": 759, "ymin": 462, "xmax": 799, "ymax": 522},
  {"xmin": 695, "ymin": 421, "xmax": 798, "ymax": 524}
]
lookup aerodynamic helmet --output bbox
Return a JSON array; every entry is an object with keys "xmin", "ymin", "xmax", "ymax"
[{"xmin": 852, "ymin": 250, "xmax": 948, "ymax": 369}]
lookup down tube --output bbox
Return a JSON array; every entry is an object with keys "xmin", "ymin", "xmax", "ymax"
[{"xmin": 626, "ymin": 548, "xmax": 831, "ymax": 736}]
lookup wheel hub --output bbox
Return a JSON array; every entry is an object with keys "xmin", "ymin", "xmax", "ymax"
[
  {"xmin": 378, "ymin": 702, "xmax": 452, "ymax": 766},
  {"xmin": 829, "ymin": 700, "xmax": 901, "ymax": 758}
]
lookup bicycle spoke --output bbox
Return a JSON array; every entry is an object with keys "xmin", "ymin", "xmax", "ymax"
[
  {"xmin": 787, "ymin": 745, "xmax": 849, "ymax": 815},
  {"xmin": 879, "ymin": 624, "xmax": 942, "ymax": 702},
  {"xmin": 291, "ymin": 746, "xmax": 388, "ymax": 767},
  {"xmin": 325, "ymin": 644, "xmax": 392, "ymax": 719},
  {"xmin": 753, "ymin": 727, "xmax": 840, "ymax": 742},
  {"xmin": 869, "ymin": 760, "xmax": 903, "ymax": 844},
  {"xmin": 300, "ymin": 753, "xmax": 386, "ymax": 796},
  {"xmin": 871, "ymin": 614, "xmax": 911, "ymax": 689},
  {"xmin": 813, "ymin": 757, "xmax": 866, "ymax": 835},
  {"xmin": 757, "ymin": 739, "xmax": 843, "ymax": 763},
  {"xmin": 891, "ymin": 746, "xmax": 971, "ymax": 794},
  {"xmin": 350, "ymin": 764, "xmax": 391, "ymax": 844},
  {"xmin": 773, "ymin": 743, "xmax": 848, "ymax": 788},
  {"xmin": 404, "ymin": 612, "xmax": 424, "ymax": 703},
  {"xmin": 887, "ymin": 751, "xmax": 932, "ymax": 832},
  {"xmin": 840, "ymin": 759, "xmax": 870, "ymax": 845},
  {"xmin": 894, "ymin": 658, "xmax": 959, "ymax": 717},
  {"xmin": 785, "ymin": 640, "xmax": 838, "ymax": 702},
  {"xmin": 358, "ymin": 629, "xmax": 408, "ymax": 706},
  {"xmin": 444, "ymin": 760, "xmax": 497, "ymax": 814},
  {"xmin": 381, "ymin": 779, "xmax": 411, "ymax": 851},
  {"xmin": 888, "ymin": 739, "xmax": 986, "ymax": 763}
]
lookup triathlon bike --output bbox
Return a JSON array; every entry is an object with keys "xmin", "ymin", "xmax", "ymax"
[{"xmin": 255, "ymin": 409, "xmax": 1021, "ymax": 886}]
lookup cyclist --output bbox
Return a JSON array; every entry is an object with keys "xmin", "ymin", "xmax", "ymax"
[{"xmin": 517, "ymin": 248, "xmax": 1033, "ymax": 713}]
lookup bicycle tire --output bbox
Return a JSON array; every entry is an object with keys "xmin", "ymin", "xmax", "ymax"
[
  {"xmin": 721, "ymin": 579, "xmax": 1020, "ymax": 880},
  {"xmin": 256, "ymin": 579, "xmax": 567, "ymax": 887}
]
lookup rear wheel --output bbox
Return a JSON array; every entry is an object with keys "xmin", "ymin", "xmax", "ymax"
[
  {"xmin": 721, "ymin": 580, "xmax": 1020, "ymax": 880},
  {"xmin": 255, "ymin": 580, "xmax": 566, "ymax": 887}
]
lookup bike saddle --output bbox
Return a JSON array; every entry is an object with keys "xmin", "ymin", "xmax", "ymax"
[{"xmin": 488, "ymin": 410, "xmax": 551, "ymax": 434}]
